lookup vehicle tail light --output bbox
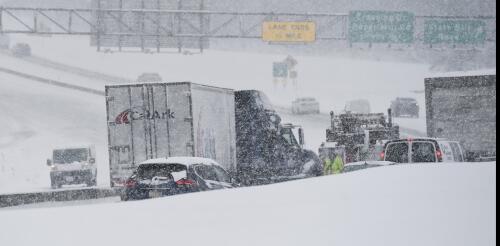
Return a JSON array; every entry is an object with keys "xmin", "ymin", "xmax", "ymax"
[
  {"xmin": 436, "ymin": 150, "xmax": 443, "ymax": 162},
  {"xmin": 380, "ymin": 151, "xmax": 385, "ymax": 160},
  {"xmin": 125, "ymin": 179, "xmax": 137, "ymax": 188},
  {"xmin": 176, "ymin": 179, "xmax": 197, "ymax": 186}
]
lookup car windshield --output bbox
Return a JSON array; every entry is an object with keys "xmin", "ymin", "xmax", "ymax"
[
  {"xmin": 137, "ymin": 164, "xmax": 186, "ymax": 180},
  {"xmin": 195, "ymin": 165, "xmax": 218, "ymax": 181},
  {"xmin": 280, "ymin": 128, "xmax": 299, "ymax": 146},
  {"xmin": 195, "ymin": 165, "xmax": 231, "ymax": 183},
  {"xmin": 213, "ymin": 166, "xmax": 231, "ymax": 183},
  {"xmin": 385, "ymin": 142, "xmax": 409, "ymax": 163},
  {"xmin": 411, "ymin": 142, "xmax": 436, "ymax": 162},
  {"xmin": 53, "ymin": 148, "xmax": 88, "ymax": 164}
]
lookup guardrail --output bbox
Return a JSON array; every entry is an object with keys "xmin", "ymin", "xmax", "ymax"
[
  {"xmin": 0, "ymin": 67, "xmax": 105, "ymax": 96},
  {"xmin": 0, "ymin": 188, "xmax": 119, "ymax": 208}
]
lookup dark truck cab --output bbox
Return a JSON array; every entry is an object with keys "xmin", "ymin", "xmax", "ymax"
[
  {"xmin": 391, "ymin": 97, "xmax": 419, "ymax": 118},
  {"xmin": 235, "ymin": 90, "xmax": 322, "ymax": 185}
]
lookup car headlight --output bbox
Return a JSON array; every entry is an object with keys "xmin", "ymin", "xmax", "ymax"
[{"xmin": 50, "ymin": 165, "xmax": 57, "ymax": 171}]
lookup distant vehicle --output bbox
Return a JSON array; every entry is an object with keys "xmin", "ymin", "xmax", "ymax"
[
  {"xmin": 319, "ymin": 110, "xmax": 399, "ymax": 164},
  {"xmin": 136, "ymin": 72, "xmax": 162, "ymax": 82},
  {"xmin": 46, "ymin": 145, "xmax": 97, "ymax": 189},
  {"xmin": 382, "ymin": 138, "xmax": 465, "ymax": 163},
  {"xmin": 390, "ymin": 97, "xmax": 419, "ymax": 118},
  {"xmin": 425, "ymin": 75, "xmax": 496, "ymax": 162},
  {"xmin": 345, "ymin": 99, "xmax": 371, "ymax": 114},
  {"xmin": 0, "ymin": 34, "xmax": 10, "ymax": 49},
  {"xmin": 292, "ymin": 97, "xmax": 320, "ymax": 114},
  {"xmin": 121, "ymin": 157, "xmax": 234, "ymax": 201},
  {"xmin": 11, "ymin": 43, "xmax": 31, "ymax": 57}
]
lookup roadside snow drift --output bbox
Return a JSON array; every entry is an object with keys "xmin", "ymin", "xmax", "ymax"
[{"xmin": 0, "ymin": 162, "xmax": 496, "ymax": 246}]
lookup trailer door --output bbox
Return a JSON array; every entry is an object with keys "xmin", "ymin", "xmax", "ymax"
[
  {"xmin": 166, "ymin": 83, "xmax": 195, "ymax": 157},
  {"xmin": 106, "ymin": 85, "xmax": 142, "ymax": 184}
]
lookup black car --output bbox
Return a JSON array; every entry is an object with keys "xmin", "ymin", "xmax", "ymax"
[
  {"xmin": 390, "ymin": 97, "xmax": 419, "ymax": 118},
  {"xmin": 121, "ymin": 157, "xmax": 235, "ymax": 201}
]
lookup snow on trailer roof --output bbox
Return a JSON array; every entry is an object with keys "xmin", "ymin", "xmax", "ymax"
[
  {"xmin": 52, "ymin": 143, "xmax": 95, "ymax": 150},
  {"xmin": 427, "ymin": 69, "xmax": 496, "ymax": 78},
  {"xmin": 104, "ymin": 81, "xmax": 235, "ymax": 93},
  {"xmin": 139, "ymin": 157, "xmax": 221, "ymax": 167}
]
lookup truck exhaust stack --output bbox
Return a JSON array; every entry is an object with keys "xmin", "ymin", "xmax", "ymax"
[
  {"xmin": 388, "ymin": 108, "xmax": 393, "ymax": 128},
  {"xmin": 330, "ymin": 111, "xmax": 335, "ymax": 131}
]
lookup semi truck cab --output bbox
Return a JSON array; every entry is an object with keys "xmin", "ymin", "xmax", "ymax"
[
  {"xmin": 46, "ymin": 145, "xmax": 97, "ymax": 189},
  {"xmin": 235, "ymin": 90, "xmax": 322, "ymax": 185}
]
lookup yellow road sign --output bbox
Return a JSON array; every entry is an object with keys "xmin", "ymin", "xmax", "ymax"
[{"xmin": 262, "ymin": 22, "xmax": 316, "ymax": 43}]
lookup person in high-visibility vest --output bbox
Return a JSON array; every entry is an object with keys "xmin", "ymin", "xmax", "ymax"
[
  {"xmin": 323, "ymin": 156, "xmax": 335, "ymax": 175},
  {"xmin": 323, "ymin": 151, "xmax": 345, "ymax": 175},
  {"xmin": 332, "ymin": 154, "xmax": 344, "ymax": 174}
]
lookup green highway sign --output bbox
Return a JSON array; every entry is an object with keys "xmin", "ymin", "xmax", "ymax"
[
  {"xmin": 273, "ymin": 62, "xmax": 288, "ymax": 78},
  {"xmin": 424, "ymin": 19, "xmax": 487, "ymax": 45},
  {"xmin": 349, "ymin": 11, "xmax": 415, "ymax": 43}
]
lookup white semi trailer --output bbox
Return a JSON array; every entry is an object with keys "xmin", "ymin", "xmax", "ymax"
[
  {"xmin": 105, "ymin": 82, "xmax": 236, "ymax": 186},
  {"xmin": 425, "ymin": 75, "xmax": 496, "ymax": 161}
]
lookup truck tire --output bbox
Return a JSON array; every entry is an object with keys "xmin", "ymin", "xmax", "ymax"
[{"xmin": 302, "ymin": 150, "xmax": 323, "ymax": 177}]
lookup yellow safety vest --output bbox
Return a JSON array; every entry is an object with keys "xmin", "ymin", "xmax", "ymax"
[
  {"xmin": 323, "ymin": 158, "xmax": 335, "ymax": 175},
  {"xmin": 333, "ymin": 156, "xmax": 344, "ymax": 174}
]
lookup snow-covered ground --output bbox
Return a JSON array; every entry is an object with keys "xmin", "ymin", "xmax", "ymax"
[{"xmin": 0, "ymin": 162, "xmax": 496, "ymax": 246}]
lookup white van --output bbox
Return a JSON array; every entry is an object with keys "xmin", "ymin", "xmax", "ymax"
[
  {"xmin": 382, "ymin": 138, "xmax": 465, "ymax": 163},
  {"xmin": 292, "ymin": 97, "xmax": 320, "ymax": 114}
]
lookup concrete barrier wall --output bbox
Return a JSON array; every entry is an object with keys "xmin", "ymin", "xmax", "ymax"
[{"xmin": 0, "ymin": 188, "xmax": 119, "ymax": 208}]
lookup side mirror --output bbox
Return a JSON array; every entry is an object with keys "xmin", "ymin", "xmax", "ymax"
[
  {"xmin": 298, "ymin": 128, "xmax": 305, "ymax": 147},
  {"xmin": 46, "ymin": 159, "xmax": 52, "ymax": 166},
  {"xmin": 89, "ymin": 158, "xmax": 96, "ymax": 164}
]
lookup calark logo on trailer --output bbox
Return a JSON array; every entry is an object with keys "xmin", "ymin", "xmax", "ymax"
[{"xmin": 115, "ymin": 107, "xmax": 175, "ymax": 124}]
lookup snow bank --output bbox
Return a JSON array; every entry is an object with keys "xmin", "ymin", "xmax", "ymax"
[{"xmin": 0, "ymin": 162, "xmax": 495, "ymax": 246}]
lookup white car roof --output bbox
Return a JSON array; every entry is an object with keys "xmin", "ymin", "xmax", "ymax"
[
  {"xmin": 139, "ymin": 157, "xmax": 221, "ymax": 167},
  {"xmin": 389, "ymin": 137, "xmax": 454, "ymax": 142}
]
